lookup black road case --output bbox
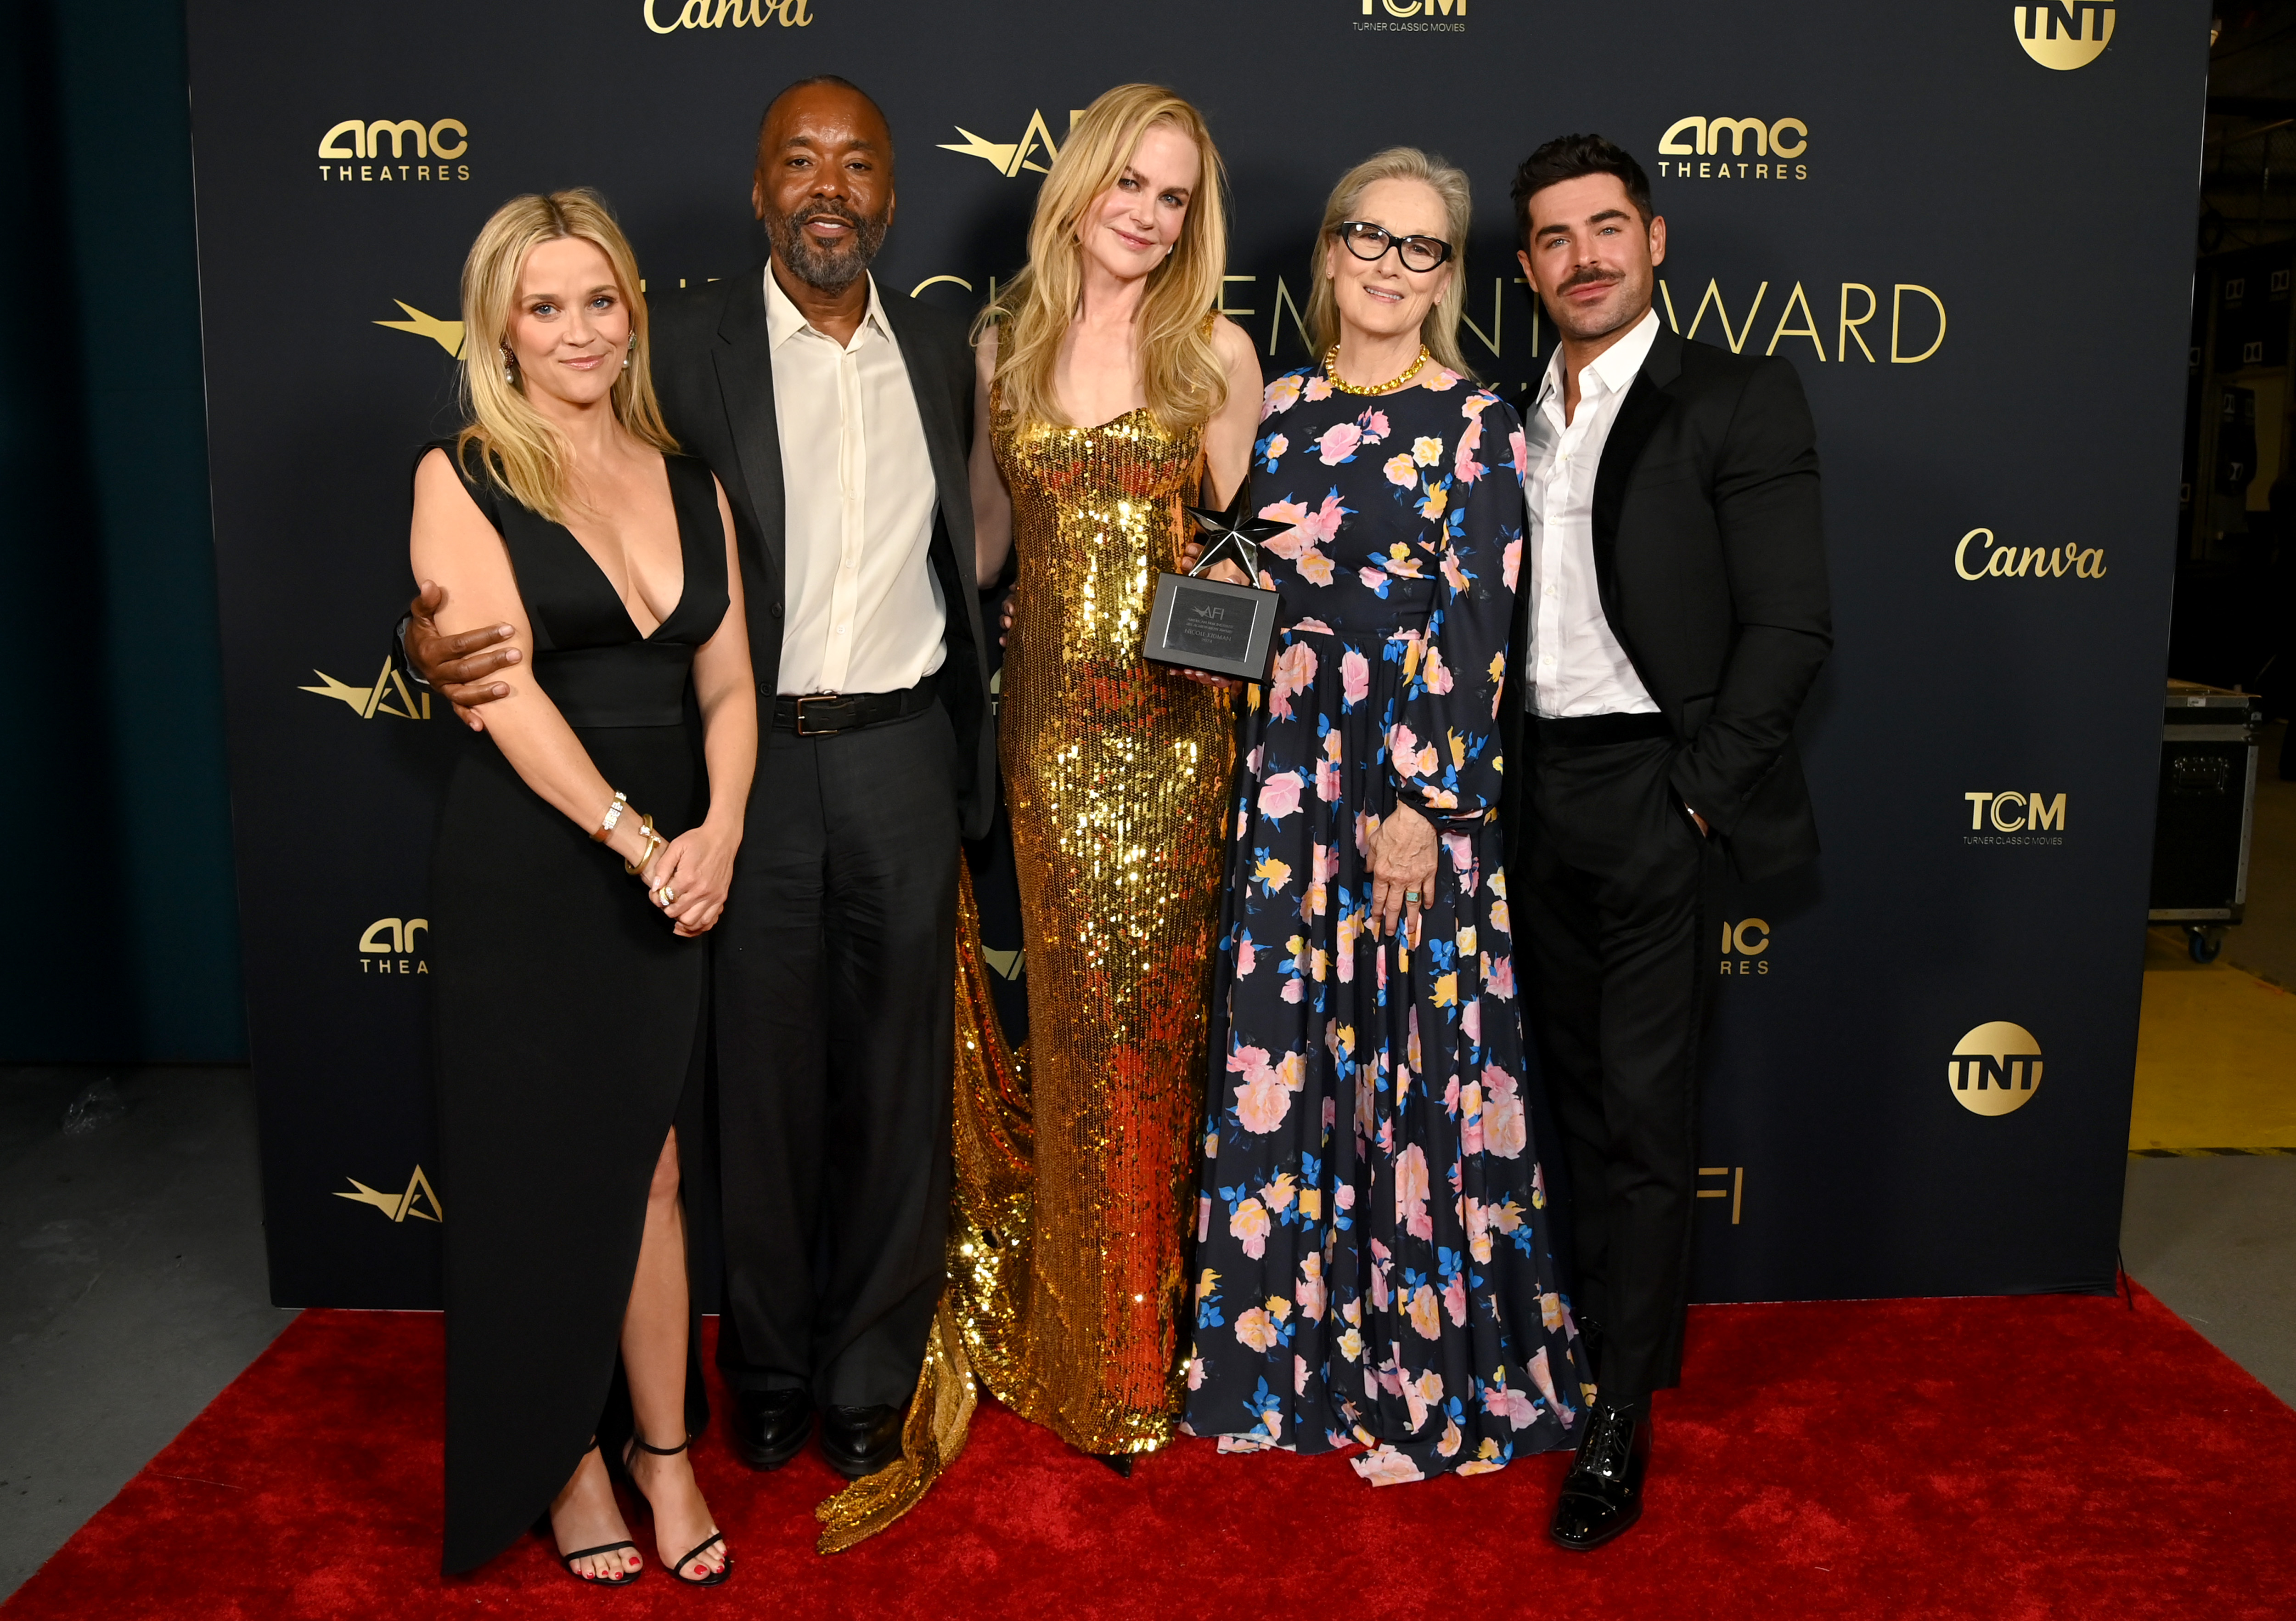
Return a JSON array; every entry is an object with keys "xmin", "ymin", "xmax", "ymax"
[{"xmin": 2149, "ymin": 679, "xmax": 2266, "ymax": 961}]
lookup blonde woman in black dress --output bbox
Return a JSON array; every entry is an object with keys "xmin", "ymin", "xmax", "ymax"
[{"xmin": 411, "ymin": 189, "xmax": 753, "ymax": 1585}]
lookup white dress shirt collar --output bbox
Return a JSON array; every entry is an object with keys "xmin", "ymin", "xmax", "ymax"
[
  {"xmin": 1536, "ymin": 305, "xmax": 1663, "ymax": 418},
  {"xmin": 764, "ymin": 266, "xmax": 892, "ymax": 351}
]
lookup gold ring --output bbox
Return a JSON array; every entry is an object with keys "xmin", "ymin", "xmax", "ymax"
[
  {"xmin": 659, "ymin": 886, "xmax": 676, "ymax": 904},
  {"xmin": 1404, "ymin": 891, "xmax": 1421, "ymax": 905}
]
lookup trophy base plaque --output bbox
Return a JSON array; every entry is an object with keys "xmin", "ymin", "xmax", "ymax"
[{"xmin": 1143, "ymin": 570, "xmax": 1283, "ymax": 683}]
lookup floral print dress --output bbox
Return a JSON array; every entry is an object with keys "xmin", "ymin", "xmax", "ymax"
[{"xmin": 1182, "ymin": 364, "xmax": 1590, "ymax": 1483}]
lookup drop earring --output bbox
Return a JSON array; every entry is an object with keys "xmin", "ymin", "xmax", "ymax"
[{"xmin": 501, "ymin": 345, "xmax": 517, "ymax": 386}]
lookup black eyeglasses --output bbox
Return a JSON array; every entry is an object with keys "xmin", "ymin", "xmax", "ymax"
[{"xmin": 1337, "ymin": 220, "xmax": 1453, "ymax": 273}]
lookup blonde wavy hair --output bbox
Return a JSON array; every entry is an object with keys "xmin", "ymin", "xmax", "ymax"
[
  {"xmin": 1306, "ymin": 147, "xmax": 1475, "ymax": 381},
  {"xmin": 454, "ymin": 188, "xmax": 676, "ymax": 522},
  {"xmin": 977, "ymin": 84, "xmax": 1228, "ymax": 432}
]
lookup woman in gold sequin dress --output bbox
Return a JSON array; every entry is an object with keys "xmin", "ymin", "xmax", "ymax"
[{"xmin": 961, "ymin": 85, "xmax": 1263, "ymax": 1469}]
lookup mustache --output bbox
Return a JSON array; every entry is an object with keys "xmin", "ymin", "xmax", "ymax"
[
  {"xmin": 1559, "ymin": 266, "xmax": 1624, "ymax": 293},
  {"xmin": 780, "ymin": 198, "xmax": 873, "ymax": 238}
]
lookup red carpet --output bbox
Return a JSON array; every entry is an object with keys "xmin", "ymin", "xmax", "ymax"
[{"xmin": 6, "ymin": 1285, "xmax": 2291, "ymax": 1619}]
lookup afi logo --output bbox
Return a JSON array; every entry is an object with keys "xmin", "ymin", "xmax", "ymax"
[
  {"xmin": 2015, "ymin": 2, "xmax": 2115, "ymax": 70},
  {"xmin": 337, "ymin": 1165, "xmax": 444, "ymax": 1223},
  {"xmin": 301, "ymin": 658, "xmax": 430, "ymax": 721},
  {"xmin": 940, "ymin": 109, "xmax": 1081, "ymax": 178}
]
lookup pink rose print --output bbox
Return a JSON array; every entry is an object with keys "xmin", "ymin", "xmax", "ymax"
[
  {"xmin": 1317, "ymin": 422, "xmax": 1363, "ymax": 465},
  {"xmin": 1420, "ymin": 641, "xmax": 1453, "ymax": 695},
  {"xmin": 1303, "ymin": 373, "xmax": 1334, "ymax": 402},
  {"xmin": 1268, "ymin": 643, "xmax": 1317, "ymax": 721},
  {"xmin": 1482, "ymin": 1065, "xmax": 1527, "ymax": 1158},
  {"xmin": 1315, "ymin": 756, "xmax": 1342, "ymax": 802},
  {"xmin": 1341, "ymin": 648, "xmax": 1371, "ymax": 707},
  {"xmin": 1264, "ymin": 433, "xmax": 1289, "ymax": 461},
  {"xmin": 1483, "ymin": 1384, "xmax": 1539, "ymax": 1429},
  {"xmin": 1395, "ymin": 1142, "xmax": 1433, "ymax": 1240},
  {"xmin": 1383, "ymin": 452, "xmax": 1419, "ymax": 488},
  {"xmin": 1352, "ymin": 1446, "xmax": 1426, "ymax": 1485},
  {"xmin": 1362, "ymin": 409, "xmax": 1391, "ymax": 440},
  {"xmin": 1296, "ymin": 1253, "xmax": 1328, "ymax": 1322},
  {"xmin": 1453, "ymin": 396, "xmax": 1490, "ymax": 482},
  {"xmin": 1486, "ymin": 953, "xmax": 1516, "ymax": 1000},
  {"xmin": 1509, "ymin": 424, "xmax": 1530, "ymax": 475},
  {"xmin": 1259, "ymin": 498, "xmax": 1312, "ymax": 561},
  {"xmin": 1186, "ymin": 1356, "xmax": 1206, "ymax": 1390},
  {"xmin": 1230, "ymin": 1197, "xmax": 1272, "ymax": 1261},
  {"xmin": 1295, "ymin": 1354, "xmax": 1311, "ymax": 1395},
  {"xmin": 1359, "ymin": 565, "xmax": 1389, "ymax": 592},
  {"xmin": 1406, "ymin": 1282, "xmax": 1442, "ymax": 1340},
  {"xmin": 1296, "ymin": 548, "xmax": 1336, "ymax": 586},
  {"xmin": 1234, "ymin": 1068, "xmax": 1291, "ymax": 1135},
  {"xmin": 1236, "ymin": 931, "xmax": 1257, "ymax": 976},
  {"xmin": 1441, "ymin": 551, "xmax": 1470, "ymax": 594},
  {"xmin": 1261, "ymin": 373, "xmax": 1302, "ymax": 418},
  {"xmin": 1441, "ymin": 1271, "xmax": 1467, "ymax": 1326},
  {"xmin": 1422, "ymin": 366, "xmax": 1461, "ymax": 393},
  {"xmin": 1503, "ymin": 534, "xmax": 1522, "ymax": 591},
  {"xmin": 1300, "ymin": 492, "xmax": 1346, "ymax": 547},
  {"xmin": 1233, "ymin": 1303, "xmax": 1277, "ymax": 1350}
]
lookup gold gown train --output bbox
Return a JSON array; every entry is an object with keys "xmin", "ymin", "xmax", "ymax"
[{"xmin": 815, "ymin": 404, "xmax": 1232, "ymax": 1550}]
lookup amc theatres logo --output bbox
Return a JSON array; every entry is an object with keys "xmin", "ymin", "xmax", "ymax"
[
  {"xmin": 315, "ymin": 118, "xmax": 469, "ymax": 184},
  {"xmin": 1718, "ymin": 917, "xmax": 1771, "ymax": 977},
  {"xmin": 1947, "ymin": 1022, "xmax": 2043, "ymax": 1117},
  {"xmin": 1964, "ymin": 791, "xmax": 2066, "ymax": 845},
  {"xmin": 1656, "ymin": 116, "xmax": 1809, "ymax": 182},
  {"xmin": 359, "ymin": 916, "xmax": 428, "ymax": 977},
  {"xmin": 2015, "ymin": 2, "xmax": 2114, "ymax": 70}
]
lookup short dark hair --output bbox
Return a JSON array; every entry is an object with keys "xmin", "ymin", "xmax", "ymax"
[{"xmin": 1509, "ymin": 134, "xmax": 1653, "ymax": 247}]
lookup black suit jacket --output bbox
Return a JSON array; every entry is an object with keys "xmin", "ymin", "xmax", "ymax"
[
  {"xmin": 649, "ymin": 264, "xmax": 995, "ymax": 840},
  {"xmin": 1501, "ymin": 325, "xmax": 1831, "ymax": 883}
]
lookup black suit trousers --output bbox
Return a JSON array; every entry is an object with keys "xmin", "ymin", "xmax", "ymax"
[
  {"xmin": 712, "ymin": 702, "xmax": 958, "ymax": 1408},
  {"xmin": 1515, "ymin": 734, "xmax": 1721, "ymax": 1405}
]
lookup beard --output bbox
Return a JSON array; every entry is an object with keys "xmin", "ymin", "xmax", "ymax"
[{"xmin": 765, "ymin": 198, "xmax": 890, "ymax": 293}]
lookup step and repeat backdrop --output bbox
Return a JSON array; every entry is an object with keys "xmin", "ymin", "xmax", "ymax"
[{"xmin": 184, "ymin": 0, "xmax": 2205, "ymax": 1308}]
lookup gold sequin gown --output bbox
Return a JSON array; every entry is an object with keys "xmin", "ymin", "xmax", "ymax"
[{"xmin": 966, "ymin": 400, "xmax": 1233, "ymax": 1455}]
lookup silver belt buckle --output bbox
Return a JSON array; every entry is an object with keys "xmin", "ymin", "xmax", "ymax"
[{"xmin": 793, "ymin": 694, "xmax": 852, "ymax": 736}]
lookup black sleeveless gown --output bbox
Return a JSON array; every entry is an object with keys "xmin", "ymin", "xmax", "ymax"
[{"xmin": 423, "ymin": 441, "xmax": 727, "ymax": 1573}]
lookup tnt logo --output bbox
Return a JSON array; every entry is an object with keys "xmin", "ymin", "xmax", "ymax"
[
  {"xmin": 1948, "ymin": 1022, "xmax": 2043, "ymax": 1116},
  {"xmin": 2014, "ymin": 2, "xmax": 2115, "ymax": 70}
]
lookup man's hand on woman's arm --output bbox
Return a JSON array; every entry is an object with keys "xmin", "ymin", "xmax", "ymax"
[{"xmin": 405, "ymin": 579, "xmax": 521, "ymax": 732}]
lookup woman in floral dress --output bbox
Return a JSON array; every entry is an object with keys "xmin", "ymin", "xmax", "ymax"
[{"xmin": 1182, "ymin": 148, "xmax": 1590, "ymax": 1483}]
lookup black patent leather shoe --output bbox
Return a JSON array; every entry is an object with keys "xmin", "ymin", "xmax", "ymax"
[
  {"xmin": 820, "ymin": 1403, "xmax": 906, "ymax": 1479},
  {"xmin": 1550, "ymin": 1396, "xmax": 1650, "ymax": 1551},
  {"xmin": 732, "ymin": 1388, "xmax": 814, "ymax": 1470}
]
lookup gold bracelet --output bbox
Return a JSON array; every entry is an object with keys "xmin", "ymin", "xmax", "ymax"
[
  {"xmin": 590, "ymin": 791, "xmax": 629, "ymax": 843},
  {"xmin": 621, "ymin": 813, "xmax": 666, "ymax": 877}
]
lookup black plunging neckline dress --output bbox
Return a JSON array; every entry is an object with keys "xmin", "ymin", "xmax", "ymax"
[{"xmin": 422, "ymin": 441, "xmax": 728, "ymax": 1573}]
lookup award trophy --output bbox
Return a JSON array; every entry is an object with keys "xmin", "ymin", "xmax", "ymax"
[{"xmin": 1142, "ymin": 485, "xmax": 1289, "ymax": 683}]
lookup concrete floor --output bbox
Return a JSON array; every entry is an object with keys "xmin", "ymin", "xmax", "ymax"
[{"xmin": 0, "ymin": 1066, "xmax": 294, "ymax": 1598}]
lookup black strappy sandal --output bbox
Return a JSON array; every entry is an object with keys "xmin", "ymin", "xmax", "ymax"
[
  {"xmin": 552, "ymin": 1441, "xmax": 641, "ymax": 1586},
  {"xmin": 621, "ymin": 1433, "xmax": 730, "ymax": 1587}
]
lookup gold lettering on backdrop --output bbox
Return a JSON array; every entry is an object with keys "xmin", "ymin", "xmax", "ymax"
[
  {"xmin": 318, "ymin": 119, "xmax": 363, "ymax": 159},
  {"xmin": 1694, "ymin": 1165, "xmax": 1745, "ymax": 1222},
  {"xmin": 1891, "ymin": 284, "xmax": 1947, "ymax": 363},
  {"xmin": 2014, "ymin": 1, "xmax": 2116, "ymax": 70},
  {"xmin": 1659, "ymin": 115, "xmax": 1705, "ymax": 156},
  {"xmin": 1707, "ymin": 117, "xmax": 1768, "ymax": 158},
  {"xmin": 1765, "ymin": 282, "xmax": 1825, "ymax": 360},
  {"xmin": 367, "ymin": 119, "xmax": 428, "ymax": 159},
  {"xmin": 910, "ymin": 275, "xmax": 974, "ymax": 299},
  {"xmin": 1220, "ymin": 275, "xmax": 1257, "ymax": 317},
  {"xmin": 1954, "ymin": 528, "xmax": 2105, "ymax": 581},
  {"xmin": 938, "ymin": 108, "xmax": 1077, "ymax": 177},
  {"xmin": 1676, "ymin": 279, "xmax": 1769, "ymax": 353},
  {"xmin": 1267, "ymin": 275, "xmax": 1312, "ymax": 358},
  {"xmin": 1459, "ymin": 278, "xmax": 1503, "ymax": 357},
  {"xmin": 644, "ymin": 0, "xmax": 810, "ymax": 31},
  {"xmin": 1838, "ymin": 282, "xmax": 1878, "ymax": 361},
  {"xmin": 1965, "ymin": 792, "xmax": 2069, "ymax": 833},
  {"xmin": 1768, "ymin": 119, "xmax": 1809, "ymax": 159}
]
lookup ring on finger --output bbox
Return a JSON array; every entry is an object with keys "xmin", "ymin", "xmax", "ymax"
[{"xmin": 1404, "ymin": 890, "xmax": 1421, "ymax": 906}]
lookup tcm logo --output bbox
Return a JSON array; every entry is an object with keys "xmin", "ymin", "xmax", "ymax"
[
  {"xmin": 337, "ymin": 1164, "xmax": 444, "ymax": 1223},
  {"xmin": 1359, "ymin": 0, "xmax": 1466, "ymax": 16},
  {"xmin": 316, "ymin": 118, "xmax": 469, "ymax": 184},
  {"xmin": 1718, "ymin": 917, "xmax": 1770, "ymax": 977},
  {"xmin": 1948, "ymin": 1022, "xmax": 2043, "ymax": 1117},
  {"xmin": 1656, "ymin": 116, "xmax": 1808, "ymax": 183},
  {"xmin": 940, "ymin": 109, "xmax": 1082, "ymax": 178},
  {"xmin": 360, "ymin": 916, "xmax": 428, "ymax": 977},
  {"xmin": 1965, "ymin": 791, "xmax": 2067, "ymax": 834},
  {"xmin": 301, "ymin": 657, "xmax": 430, "ymax": 721},
  {"xmin": 2015, "ymin": 1, "xmax": 2114, "ymax": 70},
  {"xmin": 643, "ymin": 0, "xmax": 812, "ymax": 30},
  {"xmin": 1954, "ymin": 528, "xmax": 2108, "ymax": 581}
]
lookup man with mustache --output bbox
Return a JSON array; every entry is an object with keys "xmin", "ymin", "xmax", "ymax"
[
  {"xmin": 405, "ymin": 76, "xmax": 993, "ymax": 1481},
  {"xmin": 1500, "ymin": 134, "xmax": 1830, "ymax": 1548}
]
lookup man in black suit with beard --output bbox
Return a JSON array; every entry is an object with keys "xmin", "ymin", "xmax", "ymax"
[
  {"xmin": 1498, "ymin": 134, "xmax": 1830, "ymax": 1549},
  {"xmin": 405, "ymin": 76, "xmax": 992, "ymax": 1482}
]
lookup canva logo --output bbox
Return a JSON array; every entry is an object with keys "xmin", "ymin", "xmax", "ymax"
[
  {"xmin": 2015, "ymin": 1, "xmax": 2115, "ymax": 69},
  {"xmin": 301, "ymin": 658, "xmax": 431, "ymax": 721},
  {"xmin": 359, "ymin": 916, "xmax": 428, "ymax": 977},
  {"xmin": 337, "ymin": 1165, "xmax": 444, "ymax": 1223},
  {"xmin": 644, "ymin": 0, "xmax": 812, "ymax": 31},
  {"xmin": 1955, "ymin": 528, "xmax": 2108, "ymax": 580},
  {"xmin": 1947, "ymin": 1022, "xmax": 2043, "ymax": 1116},
  {"xmin": 1656, "ymin": 116, "xmax": 1808, "ymax": 182},
  {"xmin": 940, "ymin": 109, "xmax": 1083, "ymax": 178},
  {"xmin": 316, "ymin": 118, "xmax": 469, "ymax": 184}
]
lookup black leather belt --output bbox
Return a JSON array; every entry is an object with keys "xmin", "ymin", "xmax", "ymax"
[
  {"xmin": 1529, "ymin": 710, "xmax": 1674, "ymax": 747},
  {"xmin": 773, "ymin": 674, "xmax": 937, "ymax": 737}
]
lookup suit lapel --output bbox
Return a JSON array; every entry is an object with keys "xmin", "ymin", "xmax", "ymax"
[
  {"xmin": 711, "ymin": 264, "xmax": 786, "ymax": 585},
  {"xmin": 1589, "ymin": 324, "xmax": 1683, "ymax": 567}
]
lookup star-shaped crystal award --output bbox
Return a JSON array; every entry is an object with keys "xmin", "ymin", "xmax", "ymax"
[{"xmin": 1182, "ymin": 484, "xmax": 1289, "ymax": 585}]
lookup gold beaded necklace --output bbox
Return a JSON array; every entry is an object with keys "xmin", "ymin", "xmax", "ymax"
[{"xmin": 1324, "ymin": 342, "xmax": 1430, "ymax": 396}]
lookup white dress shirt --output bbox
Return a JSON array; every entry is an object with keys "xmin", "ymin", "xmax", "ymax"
[
  {"xmin": 765, "ymin": 269, "xmax": 945, "ymax": 696},
  {"xmin": 1522, "ymin": 306, "xmax": 1663, "ymax": 719}
]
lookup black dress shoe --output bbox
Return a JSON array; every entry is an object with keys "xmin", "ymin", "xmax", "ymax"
[
  {"xmin": 732, "ymin": 1388, "xmax": 814, "ymax": 1470},
  {"xmin": 1550, "ymin": 1397, "xmax": 1650, "ymax": 1551},
  {"xmin": 1093, "ymin": 1452, "xmax": 1133, "ymax": 1479},
  {"xmin": 820, "ymin": 1403, "xmax": 906, "ymax": 1479}
]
